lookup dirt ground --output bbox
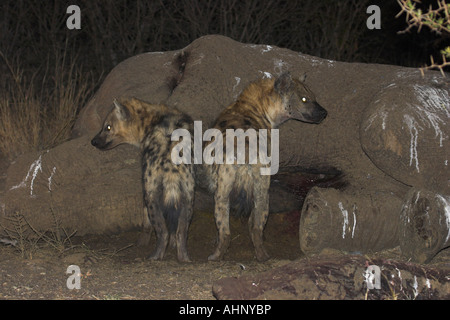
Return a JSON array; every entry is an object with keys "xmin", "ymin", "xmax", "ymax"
[
  {"xmin": 1, "ymin": 207, "xmax": 449, "ymax": 300},
  {"xmin": 0, "ymin": 206, "xmax": 301, "ymax": 300}
]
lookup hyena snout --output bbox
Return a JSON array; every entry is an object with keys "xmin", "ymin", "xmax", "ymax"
[
  {"xmin": 306, "ymin": 102, "xmax": 327, "ymax": 124},
  {"xmin": 293, "ymin": 101, "xmax": 327, "ymax": 124},
  {"xmin": 91, "ymin": 134, "xmax": 112, "ymax": 150},
  {"xmin": 91, "ymin": 136, "xmax": 100, "ymax": 147}
]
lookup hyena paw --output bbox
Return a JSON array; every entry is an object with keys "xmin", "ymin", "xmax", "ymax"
[
  {"xmin": 178, "ymin": 255, "xmax": 192, "ymax": 263},
  {"xmin": 255, "ymin": 249, "xmax": 270, "ymax": 262},
  {"xmin": 207, "ymin": 251, "xmax": 224, "ymax": 261},
  {"xmin": 147, "ymin": 253, "xmax": 163, "ymax": 261},
  {"xmin": 177, "ymin": 248, "xmax": 192, "ymax": 263},
  {"xmin": 147, "ymin": 248, "xmax": 165, "ymax": 261}
]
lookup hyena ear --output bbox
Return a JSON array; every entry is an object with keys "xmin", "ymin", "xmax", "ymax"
[
  {"xmin": 274, "ymin": 72, "xmax": 292, "ymax": 96},
  {"xmin": 113, "ymin": 99, "xmax": 131, "ymax": 121}
]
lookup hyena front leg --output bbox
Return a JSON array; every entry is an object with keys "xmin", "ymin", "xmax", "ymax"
[
  {"xmin": 248, "ymin": 175, "xmax": 270, "ymax": 262},
  {"xmin": 208, "ymin": 168, "xmax": 234, "ymax": 261}
]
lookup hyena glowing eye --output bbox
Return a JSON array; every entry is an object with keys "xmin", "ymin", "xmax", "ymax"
[
  {"xmin": 106, "ymin": 125, "xmax": 112, "ymax": 131},
  {"xmin": 301, "ymin": 97, "xmax": 307, "ymax": 103}
]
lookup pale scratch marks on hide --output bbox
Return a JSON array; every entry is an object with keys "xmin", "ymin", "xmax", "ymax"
[
  {"xmin": 48, "ymin": 166, "xmax": 56, "ymax": 191},
  {"xmin": 413, "ymin": 84, "xmax": 449, "ymax": 147},
  {"xmin": 403, "ymin": 114, "xmax": 421, "ymax": 173},
  {"xmin": 338, "ymin": 202, "xmax": 357, "ymax": 239},
  {"xmin": 10, "ymin": 155, "xmax": 43, "ymax": 196}
]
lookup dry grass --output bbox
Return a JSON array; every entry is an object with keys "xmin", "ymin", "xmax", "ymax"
[
  {"xmin": 0, "ymin": 54, "xmax": 41, "ymax": 159},
  {"xmin": 0, "ymin": 50, "xmax": 95, "ymax": 160}
]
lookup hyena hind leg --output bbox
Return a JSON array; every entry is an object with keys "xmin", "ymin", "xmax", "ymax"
[
  {"xmin": 208, "ymin": 191, "xmax": 232, "ymax": 261},
  {"xmin": 136, "ymin": 206, "xmax": 153, "ymax": 247},
  {"xmin": 176, "ymin": 203, "xmax": 194, "ymax": 263},
  {"xmin": 249, "ymin": 191, "xmax": 270, "ymax": 262},
  {"xmin": 146, "ymin": 202, "xmax": 170, "ymax": 260}
]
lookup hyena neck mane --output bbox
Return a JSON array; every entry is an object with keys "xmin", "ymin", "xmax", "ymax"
[
  {"xmin": 226, "ymin": 78, "xmax": 285, "ymax": 129},
  {"xmin": 122, "ymin": 98, "xmax": 187, "ymax": 147}
]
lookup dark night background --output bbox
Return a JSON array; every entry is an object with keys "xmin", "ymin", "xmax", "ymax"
[{"xmin": 1, "ymin": 0, "xmax": 448, "ymax": 79}]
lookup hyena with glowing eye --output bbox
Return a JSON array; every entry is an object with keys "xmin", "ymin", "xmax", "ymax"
[
  {"xmin": 196, "ymin": 72, "xmax": 327, "ymax": 261},
  {"xmin": 91, "ymin": 97, "xmax": 195, "ymax": 262}
]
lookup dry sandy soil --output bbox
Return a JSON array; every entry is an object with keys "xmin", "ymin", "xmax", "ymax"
[
  {"xmin": 1, "ymin": 207, "xmax": 449, "ymax": 300},
  {"xmin": 0, "ymin": 206, "xmax": 301, "ymax": 300}
]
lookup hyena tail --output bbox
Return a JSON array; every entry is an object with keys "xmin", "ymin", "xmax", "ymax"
[
  {"xmin": 162, "ymin": 181, "xmax": 185, "ymax": 246},
  {"xmin": 229, "ymin": 186, "xmax": 254, "ymax": 217},
  {"xmin": 229, "ymin": 171, "xmax": 255, "ymax": 217},
  {"xmin": 162, "ymin": 200, "xmax": 180, "ymax": 250},
  {"xmin": 162, "ymin": 203, "xmax": 181, "ymax": 235}
]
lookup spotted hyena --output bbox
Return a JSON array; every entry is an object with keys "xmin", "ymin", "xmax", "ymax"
[
  {"xmin": 91, "ymin": 97, "xmax": 195, "ymax": 262},
  {"xmin": 197, "ymin": 72, "xmax": 327, "ymax": 261}
]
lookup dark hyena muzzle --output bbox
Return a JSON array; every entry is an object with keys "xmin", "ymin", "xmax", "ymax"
[
  {"xmin": 91, "ymin": 130, "xmax": 115, "ymax": 150},
  {"xmin": 291, "ymin": 100, "xmax": 327, "ymax": 124}
]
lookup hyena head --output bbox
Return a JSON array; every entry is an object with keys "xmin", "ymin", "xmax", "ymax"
[
  {"xmin": 91, "ymin": 99, "xmax": 141, "ymax": 150},
  {"xmin": 273, "ymin": 72, "xmax": 327, "ymax": 125}
]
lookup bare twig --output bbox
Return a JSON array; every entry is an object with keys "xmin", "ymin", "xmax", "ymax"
[
  {"xmin": 397, "ymin": 0, "xmax": 450, "ymax": 34},
  {"xmin": 397, "ymin": 0, "xmax": 450, "ymax": 76},
  {"xmin": 420, "ymin": 54, "xmax": 450, "ymax": 77}
]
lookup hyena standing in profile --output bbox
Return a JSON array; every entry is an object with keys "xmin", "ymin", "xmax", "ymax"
[
  {"xmin": 198, "ymin": 72, "xmax": 327, "ymax": 261},
  {"xmin": 91, "ymin": 97, "xmax": 195, "ymax": 262}
]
